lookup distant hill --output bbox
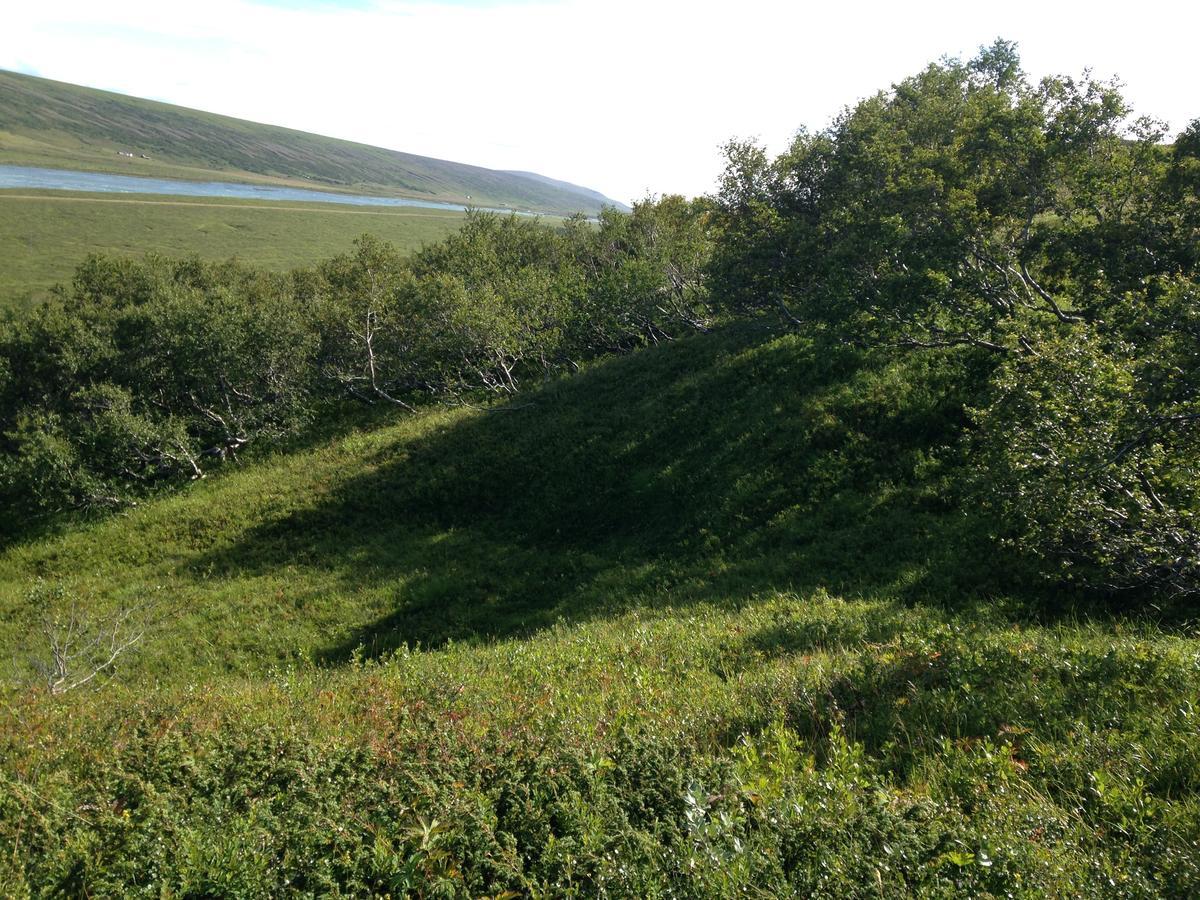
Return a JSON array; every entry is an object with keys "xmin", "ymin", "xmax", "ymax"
[
  {"xmin": 0, "ymin": 70, "xmax": 627, "ymax": 216},
  {"xmin": 503, "ymin": 169, "xmax": 629, "ymax": 212}
]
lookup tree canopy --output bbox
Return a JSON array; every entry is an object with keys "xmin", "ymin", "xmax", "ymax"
[{"xmin": 709, "ymin": 40, "xmax": 1200, "ymax": 600}]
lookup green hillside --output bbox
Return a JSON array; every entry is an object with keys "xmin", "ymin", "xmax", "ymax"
[
  {"xmin": 1, "ymin": 41, "xmax": 1198, "ymax": 896},
  {"xmin": 0, "ymin": 69, "xmax": 626, "ymax": 216},
  {"xmin": 3, "ymin": 326, "xmax": 1199, "ymax": 895},
  {"xmin": 0, "ymin": 325, "xmax": 994, "ymax": 680}
]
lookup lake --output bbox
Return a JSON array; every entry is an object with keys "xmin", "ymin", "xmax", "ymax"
[{"xmin": 0, "ymin": 165, "xmax": 518, "ymax": 214}]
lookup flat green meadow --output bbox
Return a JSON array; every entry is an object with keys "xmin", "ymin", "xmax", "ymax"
[{"xmin": 0, "ymin": 190, "xmax": 472, "ymax": 310}]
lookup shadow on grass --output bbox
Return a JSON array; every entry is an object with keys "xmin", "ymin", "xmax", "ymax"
[
  {"xmin": 0, "ymin": 400, "xmax": 403, "ymax": 555},
  {"xmin": 193, "ymin": 323, "xmax": 1021, "ymax": 663}
]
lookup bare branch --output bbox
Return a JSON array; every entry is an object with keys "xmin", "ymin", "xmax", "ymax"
[
  {"xmin": 23, "ymin": 587, "xmax": 168, "ymax": 696},
  {"xmin": 1018, "ymin": 261, "xmax": 1084, "ymax": 323}
]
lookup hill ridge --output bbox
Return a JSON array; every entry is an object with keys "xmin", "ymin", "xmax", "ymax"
[{"xmin": 0, "ymin": 69, "xmax": 628, "ymax": 216}]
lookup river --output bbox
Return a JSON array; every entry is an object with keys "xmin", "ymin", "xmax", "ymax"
[{"xmin": 0, "ymin": 164, "xmax": 522, "ymax": 214}]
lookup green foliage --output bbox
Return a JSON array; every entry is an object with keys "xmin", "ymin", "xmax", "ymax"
[
  {"xmin": 0, "ymin": 312, "xmax": 1198, "ymax": 896},
  {"xmin": 4, "ymin": 594, "xmax": 1200, "ymax": 895},
  {"xmin": 311, "ymin": 234, "xmax": 425, "ymax": 404},
  {"xmin": 974, "ymin": 277, "xmax": 1200, "ymax": 598},
  {"xmin": 0, "ymin": 255, "xmax": 320, "ymax": 512},
  {"xmin": 570, "ymin": 196, "xmax": 714, "ymax": 349},
  {"xmin": 0, "ymin": 325, "xmax": 990, "ymax": 679},
  {"xmin": 709, "ymin": 40, "xmax": 1199, "ymax": 600},
  {"xmin": 407, "ymin": 213, "xmax": 588, "ymax": 393},
  {"xmin": 0, "ymin": 386, "xmax": 191, "ymax": 511},
  {"xmin": 2, "ymin": 39, "xmax": 1200, "ymax": 896},
  {"xmin": 0, "ymin": 199, "xmax": 711, "ymax": 521},
  {"xmin": 710, "ymin": 40, "xmax": 1185, "ymax": 350}
]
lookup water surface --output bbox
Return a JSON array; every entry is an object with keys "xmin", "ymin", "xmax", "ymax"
[{"xmin": 0, "ymin": 165, "xmax": 518, "ymax": 214}]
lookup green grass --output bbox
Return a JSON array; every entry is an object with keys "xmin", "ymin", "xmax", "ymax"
[
  {"xmin": 0, "ymin": 325, "xmax": 997, "ymax": 679},
  {"xmin": 2, "ymin": 325, "xmax": 1199, "ymax": 895},
  {"xmin": 0, "ymin": 190, "xmax": 473, "ymax": 309},
  {"xmin": 0, "ymin": 69, "xmax": 624, "ymax": 215}
]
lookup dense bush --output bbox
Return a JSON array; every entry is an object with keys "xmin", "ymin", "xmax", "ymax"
[
  {"xmin": 567, "ymin": 196, "xmax": 713, "ymax": 350},
  {"xmin": 0, "ymin": 198, "xmax": 711, "ymax": 518},
  {"xmin": 709, "ymin": 40, "xmax": 1200, "ymax": 600},
  {"xmin": 4, "ymin": 37, "xmax": 1200, "ymax": 898},
  {"xmin": 709, "ymin": 40, "xmax": 1193, "ymax": 349},
  {"xmin": 5, "ymin": 598, "xmax": 1200, "ymax": 896},
  {"xmin": 974, "ymin": 277, "xmax": 1200, "ymax": 598},
  {"xmin": 2, "ymin": 42, "xmax": 1194, "ymax": 597},
  {"xmin": 0, "ymin": 257, "xmax": 319, "ymax": 512}
]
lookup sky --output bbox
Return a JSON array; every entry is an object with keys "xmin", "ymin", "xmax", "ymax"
[{"xmin": 2, "ymin": 0, "xmax": 1197, "ymax": 205}]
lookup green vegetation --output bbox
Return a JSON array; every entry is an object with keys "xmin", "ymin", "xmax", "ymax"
[
  {"xmin": 3, "ymin": 327, "xmax": 1200, "ymax": 896},
  {"xmin": 0, "ymin": 325, "xmax": 986, "ymax": 680},
  {"xmin": 1, "ymin": 42, "xmax": 1198, "ymax": 896},
  {"xmin": 0, "ymin": 191, "xmax": 470, "ymax": 310},
  {"xmin": 710, "ymin": 40, "xmax": 1200, "ymax": 600},
  {"xmin": 0, "ymin": 69, "xmax": 625, "ymax": 215},
  {"xmin": 0, "ymin": 200, "xmax": 708, "ymax": 519}
]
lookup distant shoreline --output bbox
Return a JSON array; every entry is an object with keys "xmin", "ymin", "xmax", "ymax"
[{"xmin": 0, "ymin": 164, "xmax": 538, "ymax": 216}]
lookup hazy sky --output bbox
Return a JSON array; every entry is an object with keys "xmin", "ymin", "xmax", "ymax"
[{"xmin": 2, "ymin": 0, "xmax": 1196, "ymax": 204}]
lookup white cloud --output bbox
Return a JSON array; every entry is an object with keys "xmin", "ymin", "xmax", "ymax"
[{"xmin": 1, "ymin": 0, "xmax": 1196, "ymax": 204}]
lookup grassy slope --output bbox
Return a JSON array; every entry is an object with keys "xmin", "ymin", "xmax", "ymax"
[
  {"xmin": 0, "ymin": 190, "xmax": 473, "ymax": 310},
  {"xmin": 0, "ymin": 69, "xmax": 626, "ymax": 216},
  {"xmin": 2, "ymin": 326, "xmax": 1199, "ymax": 894},
  {"xmin": 0, "ymin": 325, "xmax": 993, "ymax": 679}
]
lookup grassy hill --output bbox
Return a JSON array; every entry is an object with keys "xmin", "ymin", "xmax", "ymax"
[
  {"xmin": 3, "ymin": 325, "xmax": 1198, "ymax": 894},
  {"xmin": 0, "ymin": 69, "xmax": 627, "ymax": 216},
  {"xmin": 0, "ymin": 325, "xmax": 992, "ymax": 679},
  {"xmin": 5, "ymin": 38, "xmax": 1198, "ymax": 894},
  {"xmin": 0, "ymin": 190, "xmax": 473, "ymax": 311}
]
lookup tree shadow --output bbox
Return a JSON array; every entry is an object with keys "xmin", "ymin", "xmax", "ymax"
[
  {"xmin": 192, "ymin": 323, "xmax": 1019, "ymax": 663},
  {"xmin": 0, "ymin": 401, "xmax": 398, "ymax": 554}
]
